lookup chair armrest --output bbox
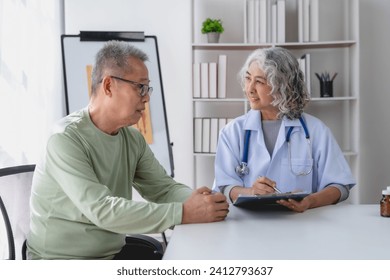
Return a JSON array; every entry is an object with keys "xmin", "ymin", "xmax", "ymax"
[{"xmin": 117, "ymin": 234, "xmax": 164, "ymax": 260}]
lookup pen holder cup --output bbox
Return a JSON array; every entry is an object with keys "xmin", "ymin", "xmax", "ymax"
[{"xmin": 319, "ymin": 80, "xmax": 333, "ymax": 97}]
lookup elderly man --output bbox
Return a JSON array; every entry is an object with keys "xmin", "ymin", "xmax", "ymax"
[{"xmin": 27, "ymin": 41, "xmax": 228, "ymax": 259}]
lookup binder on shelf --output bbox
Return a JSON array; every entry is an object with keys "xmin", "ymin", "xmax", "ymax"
[
  {"xmin": 303, "ymin": 0, "xmax": 310, "ymax": 42},
  {"xmin": 254, "ymin": 0, "xmax": 260, "ymax": 43},
  {"xmin": 309, "ymin": 0, "xmax": 319, "ymax": 42},
  {"xmin": 243, "ymin": 0, "xmax": 248, "ymax": 43},
  {"xmin": 276, "ymin": 0, "xmax": 285, "ymax": 43},
  {"xmin": 259, "ymin": 0, "xmax": 267, "ymax": 43},
  {"xmin": 210, "ymin": 118, "xmax": 219, "ymax": 153},
  {"xmin": 217, "ymin": 55, "xmax": 227, "ymax": 98},
  {"xmin": 271, "ymin": 3, "xmax": 277, "ymax": 43},
  {"xmin": 266, "ymin": 0, "xmax": 272, "ymax": 42},
  {"xmin": 202, "ymin": 118, "xmax": 211, "ymax": 153},
  {"xmin": 246, "ymin": 0, "xmax": 256, "ymax": 43},
  {"xmin": 297, "ymin": 0, "xmax": 303, "ymax": 42},
  {"xmin": 200, "ymin": 62, "xmax": 209, "ymax": 98},
  {"xmin": 194, "ymin": 118, "xmax": 202, "ymax": 153},
  {"xmin": 193, "ymin": 63, "xmax": 201, "ymax": 98},
  {"xmin": 209, "ymin": 62, "xmax": 217, "ymax": 99}
]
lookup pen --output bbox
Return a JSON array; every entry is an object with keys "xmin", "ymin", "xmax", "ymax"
[
  {"xmin": 258, "ymin": 176, "xmax": 282, "ymax": 194},
  {"xmin": 316, "ymin": 72, "xmax": 338, "ymax": 82},
  {"xmin": 273, "ymin": 186, "xmax": 282, "ymax": 194}
]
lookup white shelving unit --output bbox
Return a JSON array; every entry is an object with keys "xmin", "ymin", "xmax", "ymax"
[{"xmin": 191, "ymin": 0, "xmax": 359, "ymax": 202}]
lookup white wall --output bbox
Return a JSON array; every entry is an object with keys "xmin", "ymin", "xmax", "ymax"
[
  {"xmin": 64, "ymin": 0, "xmax": 194, "ymax": 187},
  {"xmin": 63, "ymin": 0, "xmax": 390, "ymax": 202},
  {"xmin": 359, "ymin": 0, "xmax": 390, "ymax": 203}
]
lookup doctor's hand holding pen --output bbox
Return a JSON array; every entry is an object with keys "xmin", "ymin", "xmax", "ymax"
[
  {"xmin": 252, "ymin": 176, "xmax": 312, "ymax": 213},
  {"xmin": 228, "ymin": 176, "xmax": 278, "ymax": 202},
  {"xmin": 253, "ymin": 176, "xmax": 280, "ymax": 194},
  {"xmin": 229, "ymin": 175, "xmax": 312, "ymax": 213},
  {"xmin": 252, "ymin": 176, "xmax": 314, "ymax": 213},
  {"xmin": 255, "ymin": 176, "xmax": 312, "ymax": 213}
]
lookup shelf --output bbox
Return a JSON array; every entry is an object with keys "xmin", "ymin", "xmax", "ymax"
[
  {"xmin": 192, "ymin": 0, "xmax": 359, "ymax": 192},
  {"xmin": 193, "ymin": 98, "xmax": 247, "ymax": 102},
  {"xmin": 194, "ymin": 151, "xmax": 358, "ymax": 157},
  {"xmin": 193, "ymin": 96, "xmax": 357, "ymax": 103},
  {"xmin": 193, "ymin": 153, "xmax": 216, "ymax": 157},
  {"xmin": 310, "ymin": 97, "xmax": 358, "ymax": 101},
  {"xmin": 343, "ymin": 151, "xmax": 358, "ymax": 157},
  {"xmin": 192, "ymin": 40, "xmax": 357, "ymax": 51}
]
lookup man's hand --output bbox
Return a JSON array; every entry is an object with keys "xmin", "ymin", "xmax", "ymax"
[{"xmin": 182, "ymin": 186, "xmax": 229, "ymax": 224}]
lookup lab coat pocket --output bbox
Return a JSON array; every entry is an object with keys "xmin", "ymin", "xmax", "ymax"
[{"xmin": 280, "ymin": 158, "xmax": 313, "ymax": 193}]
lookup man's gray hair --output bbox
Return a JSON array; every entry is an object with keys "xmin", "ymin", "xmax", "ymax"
[{"xmin": 91, "ymin": 41, "xmax": 149, "ymax": 93}]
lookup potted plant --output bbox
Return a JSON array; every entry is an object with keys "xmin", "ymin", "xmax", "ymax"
[{"xmin": 201, "ymin": 18, "xmax": 224, "ymax": 43}]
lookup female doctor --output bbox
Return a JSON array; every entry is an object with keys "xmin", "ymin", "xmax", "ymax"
[{"xmin": 214, "ymin": 47, "xmax": 355, "ymax": 212}]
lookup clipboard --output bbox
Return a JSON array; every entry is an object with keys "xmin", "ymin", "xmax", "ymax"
[{"xmin": 233, "ymin": 192, "xmax": 309, "ymax": 209}]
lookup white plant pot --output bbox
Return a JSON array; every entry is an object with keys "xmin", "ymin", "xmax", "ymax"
[{"xmin": 207, "ymin": 32, "xmax": 220, "ymax": 43}]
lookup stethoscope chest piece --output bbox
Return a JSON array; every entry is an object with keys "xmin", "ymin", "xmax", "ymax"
[
  {"xmin": 235, "ymin": 162, "xmax": 249, "ymax": 177},
  {"xmin": 235, "ymin": 129, "xmax": 252, "ymax": 177}
]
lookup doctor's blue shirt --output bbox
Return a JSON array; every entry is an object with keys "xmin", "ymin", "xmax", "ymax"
[{"xmin": 214, "ymin": 110, "xmax": 355, "ymax": 201}]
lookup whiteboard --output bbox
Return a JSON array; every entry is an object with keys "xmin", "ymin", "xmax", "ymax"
[{"xmin": 61, "ymin": 33, "xmax": 174, "ymax": 177}]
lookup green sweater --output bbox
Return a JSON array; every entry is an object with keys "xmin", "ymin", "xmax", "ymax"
[{"xmin": 27, "ymin": 108, "xmax": 191, "ymax": 259}]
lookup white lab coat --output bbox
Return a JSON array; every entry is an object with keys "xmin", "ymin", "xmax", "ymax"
[{"xmin": 214, "ymin": 110, "xmax": 356, "ymax": 194}]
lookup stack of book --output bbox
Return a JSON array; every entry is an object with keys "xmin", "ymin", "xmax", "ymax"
[
  {"xmin": 194, "ymin": 117, "xmax": 234, "ymax": 153},
  {"xmin": 244, "ymin": 0, "xmax": 285, "ymax": 44},
  {"xmin": 244, "ymin": 0, "xmax": 320, "ymax": 44},
  {"xmin": 193, "ymin": 55, "xmax": 227, "ymax": 99},
  {"xmin": 298, "ymin": 0, "xmax": 319, "ymax": 42}
]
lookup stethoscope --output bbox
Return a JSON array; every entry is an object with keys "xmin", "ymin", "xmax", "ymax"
[{"xmin": 235, "ymin": 116, "xmax": 313, "ymax": 177}]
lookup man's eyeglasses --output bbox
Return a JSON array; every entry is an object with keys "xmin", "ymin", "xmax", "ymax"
[{"xmin": 110, "ymin": 75, "xmax": 153, "ymax": 97}]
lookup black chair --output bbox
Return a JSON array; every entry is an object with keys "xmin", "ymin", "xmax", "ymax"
[
  {"xmin": 0, "ymin": 194, "xmax": 15, "ymax": 259},
  {"xmin": 0, "ymin": 164, "xmax": 165, "ymax": 260},
  {"xmin": 114, "ymin": 235, "xmax": 164, "ymax": 260},
  {"xmin": 0, "ymin": 164, "xmax": 35, "ymax": 260}
]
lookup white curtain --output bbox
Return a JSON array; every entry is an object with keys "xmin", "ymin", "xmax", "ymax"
[{"xmin": 0, "ymin": 0, "xmax": 65, "ymax": 168}]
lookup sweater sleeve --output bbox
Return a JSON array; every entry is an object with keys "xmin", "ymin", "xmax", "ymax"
[{"xmin": 43, "ymin": 132, "xmax": 191, "ymax": 235}]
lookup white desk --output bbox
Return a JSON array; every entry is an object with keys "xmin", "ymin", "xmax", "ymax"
[{"xmin": 163, "ymin": 204, "xmax": 390, "ymax": 259}]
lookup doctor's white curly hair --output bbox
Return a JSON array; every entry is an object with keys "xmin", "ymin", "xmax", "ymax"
[{"xmin": 238, "ymin": 47, "xmax": 309, "ymax": 120}]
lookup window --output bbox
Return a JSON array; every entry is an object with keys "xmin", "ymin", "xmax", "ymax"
[{"xmin": 0, "ymin": 0, "xmax": 64, "ymax": 167}]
